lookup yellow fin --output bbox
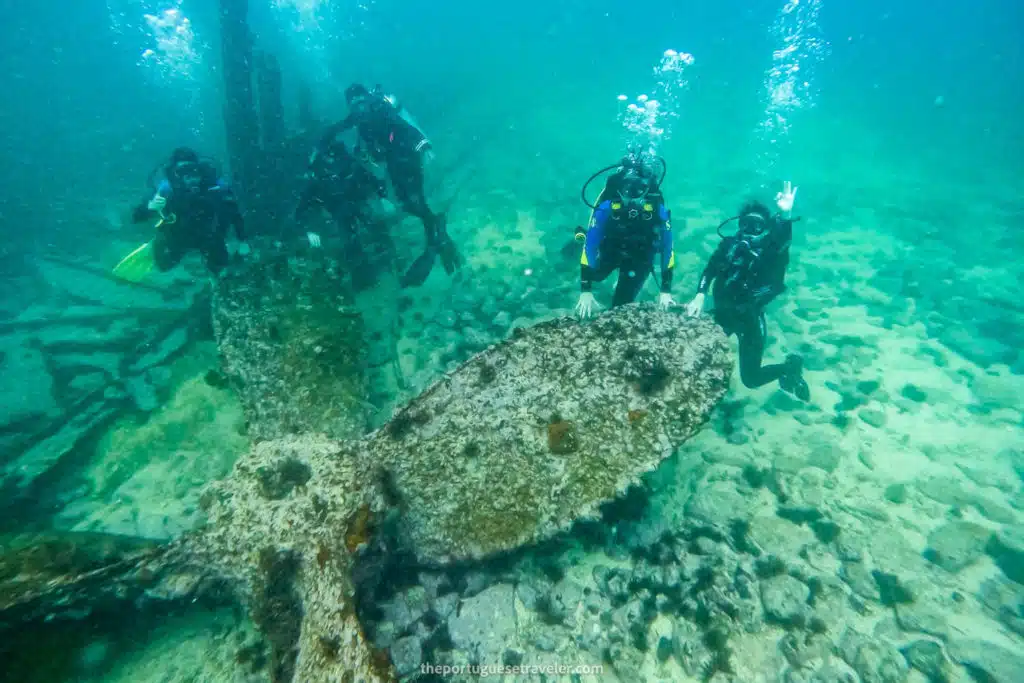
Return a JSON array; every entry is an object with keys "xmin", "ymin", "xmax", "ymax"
[{"xmin": 112, "ymin": 241, "xmax": 155, "ymax": 282}]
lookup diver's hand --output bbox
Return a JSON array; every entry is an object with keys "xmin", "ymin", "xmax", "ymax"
[
  {"xmin": 307, "ymin": 231, "xmax": 322, "ymax": 248},
  {"xmin": 685, "ymin": 293, "xmax": 705, "ymax": 318},
  {"xmin": 776, "ymin": 180, "xmax": 798, "ymax": 216},
  {"xmin": 147, "ymin": 195, "xmax": 167, "ymax": 213},
  {"xmin": 575, "ymin": 292, "xmax": 598, "ymax": 319},
  {"xmin": 658, "ymin": 293, "xmax": 675, "ymax": 311},
  {"xmin": 237, "ymin": 242, "xmax": 251, "ymax": 257}
]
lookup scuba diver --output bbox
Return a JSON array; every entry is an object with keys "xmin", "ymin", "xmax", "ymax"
[
  {"xmin": 116, "ymin": 147, "xmax": 246, "ymax": 281},
  {"xmin": 316, "ymin": 84, "xmax": 460, "ymax": 288},
  {"xmin": 574, "ymin": 152, "xmax": 675, "ymax": 318},
  {"xmin": 684, "ymin": 181, "xmax": 810, "ymax": 401},
  {"xmin": 292, "ymin": 138, "xmax": 395, "ymax": 291}
]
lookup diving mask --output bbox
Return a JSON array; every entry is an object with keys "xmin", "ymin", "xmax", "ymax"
[
  {"xmin": 172, "ymin": 161, "xmax": 203, "ymax": 193},
  {"xmin": 617, "ymin": 171, "xmax": 650, "ymax": 207},
  {"xmin": 737, "ymin": 212, "xmax": 770, "ymax": 237}
]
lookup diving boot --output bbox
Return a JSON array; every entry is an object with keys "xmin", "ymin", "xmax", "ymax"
[{"xmin": 778, "ymin": 354, "xmax": 810, "ymax": 401}]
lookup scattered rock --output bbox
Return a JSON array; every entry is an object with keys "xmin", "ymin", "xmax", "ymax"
[
  {"xmin": 957, "ymin": 461, "xmax": 1015, "ymax": 492},
  {"xmin": 840, "ymin": 630, "xmax": 909, "ymax": 683},
  {"xmin": 684, "ymin": 482, "xmax": 749, "ymax": 527},
  {"xmin": 948, "ymin": 638, "xmax": 1024, "ymax": 683},
  {"xmin": 390, "ymin": 635, "xmax": 423, "ymax": 676},
  {"xmin": 749, "ymin": 516, "xmax": 816, "ymax": 558},
  {"xmin": 884, "ymin": 484, "xmax": 908, "ymax": 504},
  {"xmin": 873, "ymin": 570, "xmax": 914, "ymax": 606},
  {"xmin": 606, "ymin": 641, "xmax": 645, "ymax": 680},
  {"xmin": 925, "ymin": 521, "xmax": 992, "ymax": 573},
  {"xmin": 901, "ymin": 640, "xmax": 949, "ymax": 682},
  {"xmin": 971, "ymin": 371, "xmax": 1024, "ymax": 412},
  {"xmin": 546, "ymin": 578, "xmax": 585, "ymax": 628},
  {"xmin": 977, "ymin": 577, "xmax": 1024, "ymax": 636},
  {"xmin": 915, "ymin": 476, "xmax": 976, "ymax": 507},
  {"xmin": 840, "ymin": 562, "xmax": 880, "ymax": 602},
  {"xmin": 380, "ymin": 589, "xmax": 426, "ymax": 636},
  {"xmin": 895, "ymin": 601, "xmax": 949, "ymax": 639},
  {"xmin": 986, "ymin": 526, "xmax": 1024, "ymax": 584},
  {"xmin": 974, "ymin": 496, "xmax": 1017, "ymax": 524},
  {"xmin": 780, "ymin": 630, "xmax": 832, "ymax": 669},
  {"xmin": 448, "ymin": 583, "xmax": 518, "ymax": 665},
  {"xmin": 761, "ymin": 575, "xmax": 810, "ymax": 626},
  {"xmin": 433, "ymin": 593, "xmax": 459, "ymax": 620},
  {"xmin": 899, "ymin": 384, "xmax": 927, "ymax": 403},
  {"xmin": 532, "ymin": 630, "xmax": 559, "ymax": 652},
  {"xmin": 858, "ymin": 409, "xmax": 887, "ymax": 429},
  {"xmin": 808, "ymin": 442, "xmax": 845, "ymax": 473}
]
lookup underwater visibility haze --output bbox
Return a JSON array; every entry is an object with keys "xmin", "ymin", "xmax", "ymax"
[{"xmin": 0, "ymin": 0, "xmax": 1022, "ymax": 681}]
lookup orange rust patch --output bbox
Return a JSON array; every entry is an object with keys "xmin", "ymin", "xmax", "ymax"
[
  {"xmin": 316, "ymin": 544, "xmax": 330, "ymax": 570},
  {"xmin": 628, "ymin": 409, "xmax": 648, "ymax": 424},
  {"xmin": 344, "ymin": 504, "xmax": 371, "ymax": 552},
  {"xmin": 547, "ymin": 420, "xmax": 578, "ymax": 454}
]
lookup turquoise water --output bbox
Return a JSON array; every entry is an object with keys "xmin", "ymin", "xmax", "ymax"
[{"xmin": 1, "ymin": 1, "xmax": 1022, "ymax": 682}]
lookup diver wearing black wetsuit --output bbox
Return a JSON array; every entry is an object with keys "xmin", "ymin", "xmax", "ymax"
[
  {"xmin": 690, "ymin": 199, "xmax": 809, "ymax": 400},
  {"xmin": 294, "ymin": 139, "xmax": 393, "ymax": 290},
  {"xmin": 317, "ymin": 84, "xmax": 460, "ymax": 287},
  {"xmin": 131, "ymin": 147, "xmax": 246, "ymax": 274}
]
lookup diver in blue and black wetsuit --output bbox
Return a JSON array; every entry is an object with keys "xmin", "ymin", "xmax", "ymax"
[
  {"xmin": 129, "ymin": 147, "xmax": 247, "ymax": 275},
  {"xmin": 574, "ymin": 154, "xmax": 676, "ymax": 318}
]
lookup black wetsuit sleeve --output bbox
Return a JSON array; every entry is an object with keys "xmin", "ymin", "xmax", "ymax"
[
  {"xmin": 750, "ymin": 219, "xmax": 792, "ymax": 308},
  {"xmin": 767, "ymin": 219, "xmax": 793, "ymax": 295},
  {"xmin": 697, "ymin": 240, "xmax": 730, "ymax": 294},
  {"xmin": 131, "ymin": 202, "xmax": 157, "ymax": 224},
  {"xmin": 318, "ymin": 115, "xmax": 357, "ymax": 150},
  {"xmin": 293, "ymin": 180, "xmax": 320, "ymax": 226},
  {"xmin": 219, "ymin": 194, "xmax": 246, "ymax": 241}
]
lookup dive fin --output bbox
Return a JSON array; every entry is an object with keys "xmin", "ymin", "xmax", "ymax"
[
  {"xmin": 112, "ymin": 241, "xmax": 156, "ymax": 282},
  {"xmin": 400, "ymin": 247, "xmax": 438, "ymax": 288},
  {"xmin": 438, "ymin": 235, "xmax": 462, "ymax": 274},
  {"xmin": 560, "ymin": 238, "xmax": 581, "ymax": 260}
]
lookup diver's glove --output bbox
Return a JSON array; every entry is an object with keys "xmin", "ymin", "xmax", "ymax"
[
  {"xmin": 575, "ymin": 292, "xmax": 598, "ymax": 320},
  {"xmin": 307, "ymin": 232, "xmax": 322, "ymax": 248},
  {"xmin": 685, "ymin": 293, "xmax": 706, "ymax": 318},
  {"xmin": 775, "ymin": 180, "xmax": 798, "ymax": 217},
  {"xmin": 658, "ymin": 293, "xmax": 675, "ymax": 311},
  {"xmin": 147, "ymin": 195, "xmax": 167, "ymax": 213}
]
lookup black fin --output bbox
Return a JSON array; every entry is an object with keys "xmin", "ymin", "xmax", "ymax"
[
  {"xmin": 438, "ymin": 236, "xmax": 462, "ymax": 274},
  {"xmin": 400, "ymin": 248, "xmax": 438, "ymax": 288},
  {"xmin": 560, "ymin": 239, "xmax": 581, "ymax": 260}
]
